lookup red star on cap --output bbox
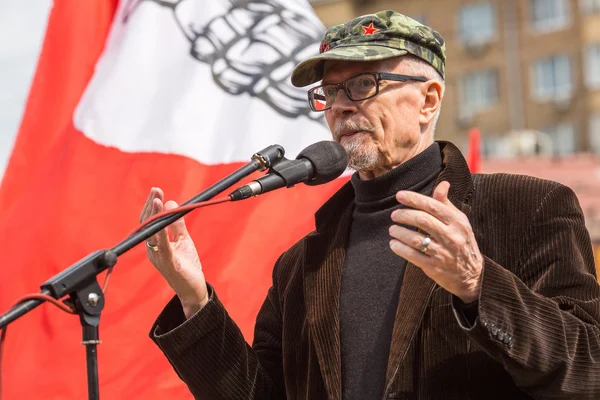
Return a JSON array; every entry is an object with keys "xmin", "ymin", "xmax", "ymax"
[{"xmin": 362, "ymin": 22, "xmax": 378, "ymax": 35}]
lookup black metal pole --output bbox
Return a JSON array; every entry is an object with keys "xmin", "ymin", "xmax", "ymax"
[
  {"xmin": 75, "ymin": 279, "xmax": 104, "ymax": 400},
  {"xmin": 82, "ymin": 323, "xmax": 100, "ymax": 400},
  {"xmin": 0, "ymin": 295, "xmax": 48, "ymax": 329},
  {"xmin": 86, "ymin": 343, "xmax": 99, "ymax": 400}
]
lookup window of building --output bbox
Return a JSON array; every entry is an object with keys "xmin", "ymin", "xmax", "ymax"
[
  {"xmin": 459, "ymin": 69, "xmax": 499, "ymax": 117},
  {"xmin": 544, "ymin": 122, "xmax": 576, "ymax": 155},
  {"xmin": 459, "ymin": 4, "xmax": 496, "ymax": 43},
  {"xmin": 530, "ymin": 0, "xmax": 570, "ymax": 32},
  {"xmin": 590, "ymin": 114, "xmax": 600, "ymax": 153},
  {"xmin": 532, "ymin": 54, "xmax": 572, "ymax": 100},
  {"xmin": 584, "ymin": 43, "xmax": 600, "ymax": 89},
  {"xmin": 580, "ymin": 0, "xmax": 600, "ymax": 13}
]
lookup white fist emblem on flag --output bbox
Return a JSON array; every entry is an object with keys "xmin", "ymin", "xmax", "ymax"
[{"xmin": 75, "ymin": 0, "xmax": 331, "ymax": 165}]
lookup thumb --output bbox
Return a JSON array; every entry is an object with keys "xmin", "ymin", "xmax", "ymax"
[
  {"xmin": 433, "ymin": 181, "xmax": 451, "ymax": 204},
  {"xmin": 164, "ymin": 200, "xmax": 190, "ymax": 240}
]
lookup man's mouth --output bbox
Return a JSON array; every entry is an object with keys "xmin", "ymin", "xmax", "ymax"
[{"xmin": 338, "ymin": 130, "xmax": 366, "ymax": 140}]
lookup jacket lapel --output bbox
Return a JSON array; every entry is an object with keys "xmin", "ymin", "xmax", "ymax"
[
  {"xmin": 304, "ymin": 182, "xmax": 354, "ymax": 400},
  {"xmin": 384, "ymin": 141, "xmax": 475, "ymax": 391}
]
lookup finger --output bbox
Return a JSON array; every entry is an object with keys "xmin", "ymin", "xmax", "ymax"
[
  {"xmin": 139, "ymin": 187, "xmax": 155, "ymax": 223},
  {"xmin": 391, "ymin": 209, "xmax": 447, "ymax": 239},
  {"xmin": 389, "ymin": 225, "xmax": 437, "ymax": 256},
  {"xmin": 389, "ymin": 239, "xmax": 432, "ymax": 270},
  {"xmin": 432, "ymin": 181, "xmax": 450, "ymax": 204},
  {"xmin": 145, "ymin": 198, "xmax": 161, "ymax": 247},
  {"xmin": 155, "ymin": 187, "xmax": 164, "ymax": 203},
  {"xmin": 164, "ymin": 200, "xmax": 190, "ymax": 240},
  {"xmin": 140, "ymin": 187, "xmax": 165, "ymax": 223},
  {"xmin": 146, "ymin": 198, "xmax": 171, "ymax": 252},
  {"xmin": 152, "ymin": 198, "xmax": 172, "ymax": 249},
  {"xmin": 396, "ymin": 190, "xmax": 454, "ymax": 225},
  {"xmin": 432, "ymin": 181, "xmax": 465, "ymax": 218}
]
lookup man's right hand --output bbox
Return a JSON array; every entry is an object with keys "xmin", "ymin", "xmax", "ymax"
[{"xmin": 140, "ymin": 187, "xmax": 209, "ymax": 319}]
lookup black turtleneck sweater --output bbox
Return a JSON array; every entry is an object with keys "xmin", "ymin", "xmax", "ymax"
[{"xmin": 340, "ymin": 143, "xmax": 443, "ymax": 400}]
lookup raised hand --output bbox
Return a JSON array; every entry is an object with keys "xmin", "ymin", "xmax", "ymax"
[
  {"xmin": 388, "ymin": 181, "xmax": 483, "ymax": 303},
  {"xmin": 140, "ymin": 187, "xmax": 209, "ymax": 318}
]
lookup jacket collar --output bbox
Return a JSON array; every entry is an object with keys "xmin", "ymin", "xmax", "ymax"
[{"xmin": 314, "ymin": 141, "xmax": 474, "ymax": 229}]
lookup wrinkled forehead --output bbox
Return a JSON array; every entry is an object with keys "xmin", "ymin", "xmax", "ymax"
[{"xmin": 322, "ymin": 58, "xmax": 401, "ymax": 84}]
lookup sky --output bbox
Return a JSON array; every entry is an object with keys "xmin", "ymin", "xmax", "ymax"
[{"xmin": 0, "ymin": 0, "xmax": 52, "ymax": 179}]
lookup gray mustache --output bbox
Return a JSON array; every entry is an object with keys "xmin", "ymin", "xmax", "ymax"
[{"xmin": 334, "ymin": 120, "xmax": 374, "ymax": 138}]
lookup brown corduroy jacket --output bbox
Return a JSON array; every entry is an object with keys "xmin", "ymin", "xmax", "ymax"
[{"xmin": 151, "ymin": 141, "xmax": 600, "ymax": 400}]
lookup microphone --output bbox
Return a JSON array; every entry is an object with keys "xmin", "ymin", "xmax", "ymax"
[{"xmin": 229, "ymin": 141, "xmax": 348, "ymax": 201}]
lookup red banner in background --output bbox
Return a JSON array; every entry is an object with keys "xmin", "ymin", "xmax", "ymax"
[{"xmin": 0, "ymin": 1, "xmax": 344, "ymax": 398}]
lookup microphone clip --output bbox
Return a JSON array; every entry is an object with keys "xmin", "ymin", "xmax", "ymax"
[
  {"xmin": 268, "ymin": 157, "xmax": 313, "ymax": 188},
  {"xmin": 251, "ymin": 144, "xmax": 285, "ymax": 171}
]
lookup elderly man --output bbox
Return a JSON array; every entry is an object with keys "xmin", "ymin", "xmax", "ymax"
[{"xmin": 142, "ymin": 10, "xmax": 600, "ymax": 400}]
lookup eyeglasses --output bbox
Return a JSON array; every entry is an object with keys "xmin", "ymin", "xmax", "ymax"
[{"xmin": 308, "ymin": 72, "xmax": 428, "ymax": 112}]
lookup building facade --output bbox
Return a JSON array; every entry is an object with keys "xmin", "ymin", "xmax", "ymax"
[{"xmin": 310, "ymin": 0, "xmax": 600, "ymax": 157}]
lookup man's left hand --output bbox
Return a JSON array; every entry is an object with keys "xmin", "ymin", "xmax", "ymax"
[{"xmin": 389, "ymin": 181, "xmax": 483, "ymax": 303}]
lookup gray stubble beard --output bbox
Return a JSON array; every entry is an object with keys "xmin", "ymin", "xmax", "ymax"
[
  {"xmin": 340, "ymin": 134, "xmax": 381, "ymax": 173},
  {"xmin": 334, "ymin": 119, "xmax": 381, "ymax": 173}
]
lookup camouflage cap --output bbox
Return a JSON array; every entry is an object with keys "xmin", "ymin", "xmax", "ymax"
[{"xmin": 291, "ymin": 10, "xmax": 446, "ymax": 87}]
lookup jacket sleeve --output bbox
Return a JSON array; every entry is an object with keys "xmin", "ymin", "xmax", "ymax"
[
  {"xmin": 149, "ymin": 266, "xmax": 285, "ymax": 399},
  {"xmin": 453, "ymin": 183, "xmax": 600, "ymax": 399}
]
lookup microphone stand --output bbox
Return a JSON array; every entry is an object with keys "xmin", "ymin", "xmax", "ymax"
[{"xmin": 0, "ymin": 144, "xmax": 284, "ymax": 400}]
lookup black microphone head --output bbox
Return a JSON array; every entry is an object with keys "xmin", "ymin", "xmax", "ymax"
[{"xmin": 296, "ymin": 141, "xmax": 348, "ymax": 186}]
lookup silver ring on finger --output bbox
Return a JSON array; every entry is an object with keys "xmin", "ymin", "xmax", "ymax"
[
  {"xmin": 146, "ymin": 240, "xmax": 159, "ymax": 252},
  {"xmin": 419, "ymin": 235, "xmax": 431, "ymax": 254}
]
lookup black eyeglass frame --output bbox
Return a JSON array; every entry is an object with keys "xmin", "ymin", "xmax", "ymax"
[{"xmin": 308, "ymin": 72, "xmax": 428, "ymax": 112}]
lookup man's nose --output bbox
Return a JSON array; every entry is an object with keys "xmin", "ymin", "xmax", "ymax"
[{"xmin": 330, "ymin": 89, "xmax": 358, "ymax": 116}]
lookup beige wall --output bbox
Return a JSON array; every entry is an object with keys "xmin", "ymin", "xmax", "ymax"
[{"xmin": 313, "ymin": 0, "xmax": 356, "ymax": 27}]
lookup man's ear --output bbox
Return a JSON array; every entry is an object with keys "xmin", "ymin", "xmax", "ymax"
[{"xmin": 419, "ymin": 80, "xmax": 443, "ymax": 125}]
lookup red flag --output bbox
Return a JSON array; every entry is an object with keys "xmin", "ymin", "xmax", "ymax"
[
  {"xmin": 466, "ymin": 128, "xmax": 481, "ymax": 173},
  {"xmin": 0, "ymin": 1, "xmax": 345, "ymax": 398}
]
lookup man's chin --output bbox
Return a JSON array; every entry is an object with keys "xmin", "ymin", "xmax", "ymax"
[{"xmin": 344, "ymin": 145, "xmax": 379, "ymax": 172}]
